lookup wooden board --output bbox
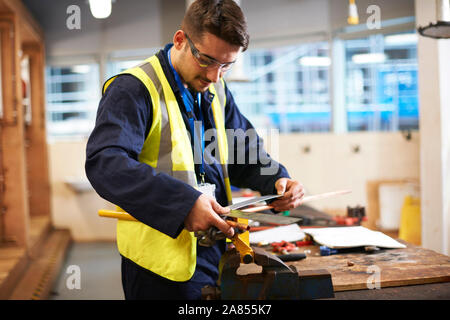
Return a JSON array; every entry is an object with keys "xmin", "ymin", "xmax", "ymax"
[
  {"xmin": 0, "ymin": 13, "xmax": 31, "ymax": 247},
  {"xmin": 9, "ymin": 229, "xmax": 72, "ymax": 300},
  {"xmin": 0, "ymin": 245, "xmax": 28, "ymax": 299},
  {"xmin": 24, "ymin": 43, "xmax": 52, "ymax": 220},
  {"xmin": 288, "ymin": 242, "xmax": 450, "ymax": 291},
  {"xmin": 0, "ymin": 217, "xmax": 70, "ymax": 299}
]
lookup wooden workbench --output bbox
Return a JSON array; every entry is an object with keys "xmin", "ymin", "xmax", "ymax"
[
  {"xmin": 288, "ymin": 241, "xmax": 450, "ymax": 292},
  {"xmin": 240, "ymin": 239, "xmax": 450, "ymax": 299},
  {"xmin": 256, "ymin": 206, "xmax": 450, "ymax": 298}
]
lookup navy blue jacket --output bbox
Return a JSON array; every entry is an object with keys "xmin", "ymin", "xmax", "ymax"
[{"xmin": 85, "ymin": 44, "xmax": 290, "ymax": 283}]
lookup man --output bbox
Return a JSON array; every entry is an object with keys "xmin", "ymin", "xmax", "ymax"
[{"xmin": 86, "ymin": 0, "xmax": 304, "ymax": 300}]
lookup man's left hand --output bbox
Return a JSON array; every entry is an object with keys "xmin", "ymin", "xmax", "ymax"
[{"xmin": 270, "ymin": 178, "xmax": 305, "ymax": 212}]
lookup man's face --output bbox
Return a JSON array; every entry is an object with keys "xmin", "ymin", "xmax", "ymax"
[{"xmin": 175, "ymin": 31, "xmax": 241, "ymax": 92}]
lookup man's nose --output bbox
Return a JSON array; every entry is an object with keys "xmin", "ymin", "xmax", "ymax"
[{"xmin": 206, "ymin": 67, "xmax": 222, "ymax": 83}]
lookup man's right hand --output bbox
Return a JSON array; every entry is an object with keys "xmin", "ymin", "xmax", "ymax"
[{"xmin": 184, "ymin": 194, "xmax": 235, "ymax": 238}]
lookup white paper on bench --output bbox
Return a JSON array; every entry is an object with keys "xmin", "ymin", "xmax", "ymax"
[
  {"xmin": 303, "ymin": 226, "xmax": 406, "ymax": 249},
  {"xmin": 249, "ymin": 224, "xmax": 306, "ymax": 244}
]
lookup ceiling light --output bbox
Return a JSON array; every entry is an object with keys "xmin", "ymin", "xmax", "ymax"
[
  {"xmin": 418, "ymin": 0, "xmax": 450, "ymax": 39},
  {"xmin": 348, "ymin": 0, "xmax": 359, "ymax": 25},
  {"xmin": 384, "ymin": 33, "xmax": 418, "ymax": 45},
  {"xmin": 72, "ymin": 65, "xmax": 91, "ymax": 74},
  {"xmin": 299, "ymin": 56, "xmax": 331, "ymax": 67},
  {"xmin": 89, "ymin": 0, "xmax": 112, "ymax": 19},
  {"xmin": 352, "ymin": 53, "xmax": 386, "ymax": 64}
]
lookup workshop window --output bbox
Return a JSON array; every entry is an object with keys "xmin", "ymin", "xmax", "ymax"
[
  {"xmin": 105, "ymin": 47, "xmax": 159, "ymax": 79},
  {"xmin": 227, "ymin": 42, "xmax": 331, "ymax": 133},
  {"xmin": 46, "ymin": 63, "xmax": 100, "ymax": 139},
  {"xmin": 345, "ymin": 32, "xmax": 419, "ymax": 131},
  {"xmin": 105, "ymin": 59, "xmax": 142, "ymax": 79}
]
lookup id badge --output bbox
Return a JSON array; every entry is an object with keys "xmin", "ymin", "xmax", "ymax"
[{"xmin": 198, "ymin": 183, "xmax": 216, "ymax": 199}]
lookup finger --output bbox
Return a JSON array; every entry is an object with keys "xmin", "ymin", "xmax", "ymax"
[
  {"xmin": 211, "ymin": 214, "xmax": 235, "ymax": 238},
  {"xmin": 211, "ymin": 201, "xmax": 230, "ymax": 215},
  {"xmin": 291, "ymin": 191, "xmax": 304, "ymax": 201},
  {"xmin": 270, "ymin": 199, "xmax": 293, "ymax": 210},
  {"xmin": 270, "ymin": 199, "xmax": 288, "ymax": 207},
  {"xmin": 271, "ymin": 192, "xmax": 304, "ymax": 207},
  {"xmin": 272, "ymin": 196, "xmax": 304, "ymax": 212},
  {"xmin": 276, "ymin": 179, "xmax": 287, "ymax": 195},
  {"xmin": 284, "ymin": 183, "xmax": 304, "ymax": 200},
  {"xmin": 291, "ymin": 198, "xmax": 304, "ymax": 209},
  {"xmin": 299, "ymin": 191, "xmax": 305, "ymax": 201}
]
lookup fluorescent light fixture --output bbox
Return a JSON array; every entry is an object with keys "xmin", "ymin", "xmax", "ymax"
[
  {"xmin": 352, "ymin": 53, "xmax": 386, "ymax": 64},
  {"xmin": 89, "ymin": 0, "xmax": 112, "ymax": 19},
  {"xmin": 299, "ymin": 56, "xmax": 331, "ymax": 67},
  {"xmin": 384, "ymin": 33, "xmax": 418, "ymax": 45},
  {"xmin": 72, "ymin": 65, "xmax": 91, "ymax": 74}
]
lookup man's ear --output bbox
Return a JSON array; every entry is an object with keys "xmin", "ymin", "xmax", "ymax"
[{"xmin": 173, "ymin": 30, "xmax": 186, "ymax": 50}]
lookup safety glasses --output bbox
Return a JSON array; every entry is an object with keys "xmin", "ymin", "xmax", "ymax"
[{"xmin": 184, "ymin": 32, "xmax": 235, "ymax": 72}]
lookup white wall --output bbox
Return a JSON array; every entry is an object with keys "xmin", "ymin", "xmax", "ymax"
[
  {"xmin": 275, "ymin": 131, "xmax": 420, "ymax": 211},
  {"xmin": 415, "ymin": 0, "xmax": 450, "ymax": 255},
  {"xmin": 241, "ymin": 0, "xmax": 330, "ymax": 46},
  {"xmin": 48, "ymin": 140, "xmax": 116, "ymax": 241}
]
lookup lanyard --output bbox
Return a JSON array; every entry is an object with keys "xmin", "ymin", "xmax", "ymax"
[{"xmin": 167, "ymin": 48, "xmax": 206, "ymax": 184}]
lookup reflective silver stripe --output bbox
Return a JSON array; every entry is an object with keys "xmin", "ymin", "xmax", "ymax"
[
  {"xmin": 138, "ymin": 60, "xmax": 197, "ymax": 187},
  {"xmin": 173, "ymin": 170, "xmax": 197, "ymax": 186},
  {"xmin": 213, "ymin": 80, "xmax": 230, "ymax": 182},
  {"xmin": 139, "ymin": 62, "xmax": 174, "ymax": 175}
]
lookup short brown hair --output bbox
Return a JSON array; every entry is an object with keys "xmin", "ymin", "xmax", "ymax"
[{"xmin": 181, "ymin": 0, "xmax": 250, "ymax": 51}]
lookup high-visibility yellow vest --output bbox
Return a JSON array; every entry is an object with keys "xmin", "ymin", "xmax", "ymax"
[{"xmin": 102, "ymin": 55, "xmax": 232, "ymax": 282}]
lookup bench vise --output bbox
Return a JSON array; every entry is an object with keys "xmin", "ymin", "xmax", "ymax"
[{"xmin": 199, "ymin": 220, "xmax": 334, "ymax": 300}]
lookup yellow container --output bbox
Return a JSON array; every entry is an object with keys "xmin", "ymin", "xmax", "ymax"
[{"xmin": 399, "ymin": 195, "xmax": 421, "ymax": 245}]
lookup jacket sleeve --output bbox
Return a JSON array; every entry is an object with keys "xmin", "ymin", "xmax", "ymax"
[
  {"xmin": 85, "ymin": 75, "xmax": 201, "ymax": 238},
  {"xmin": 223, "ymin": 83, "xmax": 291, "ymax": 196}
]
